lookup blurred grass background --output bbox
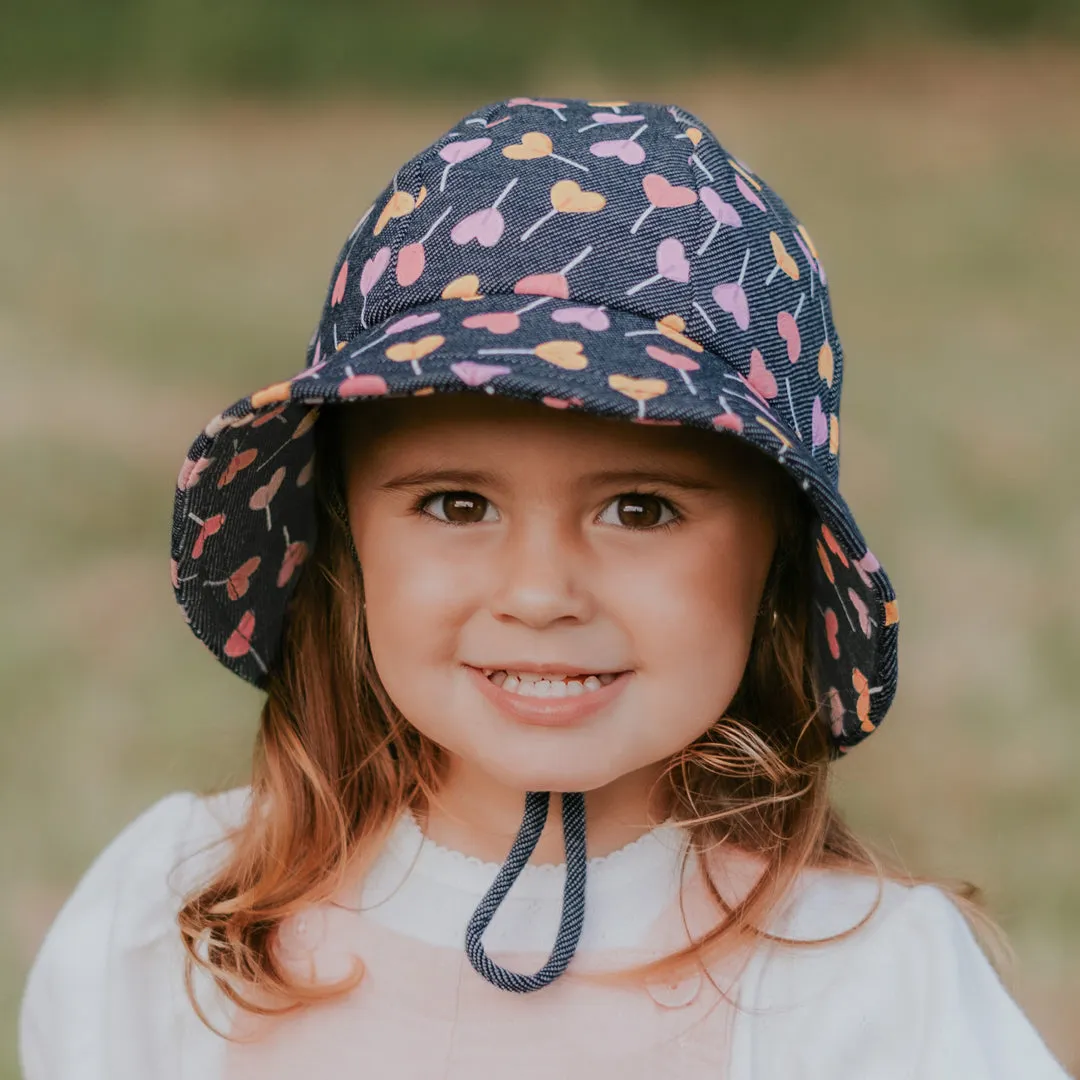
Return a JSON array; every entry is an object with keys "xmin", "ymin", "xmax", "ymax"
[{"xmin": 2, "ymin": 1, "xmax": 1079, "ymax": 1075}]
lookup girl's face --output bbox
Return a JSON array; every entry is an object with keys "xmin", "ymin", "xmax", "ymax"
[{"xmin": 342, "ymin": 394, "xmax": 779, "ymax": 794}]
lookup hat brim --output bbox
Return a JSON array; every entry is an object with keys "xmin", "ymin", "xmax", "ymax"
[{"xmin": 171, "ymin": 295, "xmax": 897, "ymax": 753}]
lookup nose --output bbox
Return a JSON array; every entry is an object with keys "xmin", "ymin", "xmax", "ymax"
[{"xmin": 488, "ymin": 513, "xmax": 595, "ymax": 628}]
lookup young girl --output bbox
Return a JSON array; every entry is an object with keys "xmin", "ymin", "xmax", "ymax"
[{"xmin": 19, "ymin": 96, "xmax": 1072, "ymax": 1079}]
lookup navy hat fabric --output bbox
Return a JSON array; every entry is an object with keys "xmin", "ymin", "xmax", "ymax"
[{"xmin": 171, "ymin": 96, "xmax": 899, "ymax": 754}]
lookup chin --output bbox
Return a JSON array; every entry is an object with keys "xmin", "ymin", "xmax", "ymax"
[{"xmin": 478, "ymin": 750, "xmax": 631, "ymax": 795}]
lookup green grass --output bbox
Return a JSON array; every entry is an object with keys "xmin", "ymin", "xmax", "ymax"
[{"xmin": 2, "ymin": 47, "xmax": 1079, "ymax": 1076}]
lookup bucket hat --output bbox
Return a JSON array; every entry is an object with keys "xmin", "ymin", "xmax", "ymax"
[{"xmin": 170, "ymin": 96, "xmax": 899, "ymax": 989}]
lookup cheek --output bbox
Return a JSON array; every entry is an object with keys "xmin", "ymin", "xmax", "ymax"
[{"xmin": 615, "ymin": 530, "xmax": 768, "ymax": 745}]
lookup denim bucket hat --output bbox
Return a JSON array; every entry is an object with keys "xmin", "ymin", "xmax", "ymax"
[{"xmin": 171, "ymin": 96, "xmax": 899, "ymax": 990}]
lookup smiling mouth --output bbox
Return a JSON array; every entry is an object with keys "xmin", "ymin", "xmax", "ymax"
[{"xmin": 481, "ymin": 669, "xmax": 621, "ymax": 698}]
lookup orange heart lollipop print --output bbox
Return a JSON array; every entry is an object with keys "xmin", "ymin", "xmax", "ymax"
[{"xmin": 608, "ymin": 374, "xmax": 668, "ymax": 420}]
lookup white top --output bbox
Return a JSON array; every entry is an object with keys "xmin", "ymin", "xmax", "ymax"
[{"xmin": 19, "ymin": 787, "xmax": 1073, "ymax": 1079}]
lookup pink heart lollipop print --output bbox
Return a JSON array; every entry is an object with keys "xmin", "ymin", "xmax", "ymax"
[
  {"xmin": 249, "ymin": 466, "xmax": 286, "ymax": 531},
  {"xmin": 577, "ymin": 112, "xmax": 645, "ymax": 132},
  {"xmin": 746, "ymin": 347, "xmax": 778, "ymax": 400},
  {"xmin": 589, "ymin": 123, "xmax": 648, "ymax": 166},
  {"xmin": 351, "ymin": 311, "xmax": 441, "ymax": 356},
  {"xmin": 396, "ymin": 205, "xmax": 453, "ymax": 286},
  {"xmin": 450, "ymin": 361, "xmax": 511, "ymax": 387},
  {"xmin": 358, "ymin": 247, "xmax": 391, "ymax": 328},
  {"xmin": 631, "ymin": 174, "xmax": 698, "ymax": 235},
  {"xmin": 462, "ymin": 312, "xmax": 521, "ymax": 334},
  {"xmin": 812, "ymin": 395, "xmax": 828, "ymax": 449},
  {"xmin": 451, "ymin": 177, "xmax": 518, "ymax": 249},
  {"xmin": 711, "ymin": 248, "xmax": 752, "ymax": 330},
  {"xmin": 625, "ymin": 238, "xmax": 690, "ymax": 296},
  {"xmin": 551, "ymin": 305, "xmax": 610, "ymax": 331},
  {"xmin": 697, "ymin": 188, "xmax": 743, "ymax": 255},
  {"xmin": 224, "ymin": 610, "xmax": 266, "ymax": 672},
  {"xmin": 331, "ymin": 260, "xmax": 349, "ymax": 306},
  {"xmin": 438, "ymin": 138, "xmax": 492, "ymax": 191},
  {"xmin": 513, "ymin": 244, "xmax": 593, "ymax": 299},
  {"xmin": 735, "ymin": 174, "xmax": 766, "ymax": 213},
  {"xmin": 777, "ymin": 294, "xmax": 806, "ymax": 363},
  {"xmin": 645, "ymin": 344, "xmax": 700, "ymax": 394}
]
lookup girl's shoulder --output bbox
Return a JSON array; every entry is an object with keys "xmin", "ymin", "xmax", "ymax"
[
  {"xmin": 730, "ymin": 867, "xmax": 1073, "ymax": 1078},
  {"xmin": 19, "ymin": 788, "xmax": 251, "ymax": 1080}
]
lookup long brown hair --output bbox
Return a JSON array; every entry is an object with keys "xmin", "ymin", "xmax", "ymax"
[{"xmin": 178, "ymin": 402, "xmax": 1008, "ymax": 1030}]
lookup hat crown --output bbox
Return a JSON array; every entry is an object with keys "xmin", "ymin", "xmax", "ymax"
[{"xmin": 310, "ymin": 97, "xmax": 844, "ymax": 488}]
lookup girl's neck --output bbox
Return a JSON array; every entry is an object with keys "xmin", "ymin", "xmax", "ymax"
[{"xmin": 415, "ymin": 757, "xmax": 672, "ymax": 865}]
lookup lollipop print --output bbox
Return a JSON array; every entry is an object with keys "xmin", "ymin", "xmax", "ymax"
[
  {"xmin": 396, "ymin": 204, "xmax": 453, "ymax": 286},
  {"xmin": 450, "ymin": 177, "xmax": 518, "ymax": 249},
  {"xmin": 507, "ymin": 97, "xmax": 569, "ymax": 121},
  {"xmin": 514, "ymin": 244, "xmax": 593, "ymax": 299},
  {"xmin": 577, "ymin": 111, "xmax": 644, "ymax": 132},
  {"xmin": 249, "ymin": 466, "xmax": 287, "ymax": 531},
  {"xmin": 811, "ymin": 397, "xmax": 828, "ymax": 452},
  {"xmin": 351, "ymin": 311, "xmax": 441, "ymax": 357},
  {"xmin": 438, "ymin": 138, "xmax": 491, "ymax": 192},
  {"xmin": 589, "ymin": 123, "xmax": 648, "ymax": 165},
  {"xmin": 550, "ymin": 305, "xmax": 610, "ymax": 331},
  {"xmin": 358, "ymin": 247, "xmax": 391, "ymax": 328},
  {"xmin": 477, "ymin": 339, "xmax": 589, "ymax": 371},
  {"xmin": 764, "ymin": 231, "xmax": 800, "ymax": 286},
  {"xmin": 711, "ymin": 247, "xmax": 752, "ymax": 330},
  {"xmin": 630, "ymin": 173, "xmax": 697, "ymax": 235},
  {"xmin": 502, "ymin": 132, "xmax": 589, "ymax": 171},
  {"xmin": 373, "ymin": 185, "xmax": 426, "ymax": 237},
  {"xmin": 461, "ymin": 292, "xmax": 561, "ymax": 336},
  {"xmin": 204, "ymin": 556, "xmax": 261, "ymax": 601},
  {"xmin": 623, "ymin": 313, "xmax": 703, "ymax": 352},
  {"xmin": 817, "ymin": 297, "xmax": 835, "ymax": 387},
  {"xmin": 777, "ymin": 293, "xmax": 806, "ymax": 363},
  {"xmin": 608, "ymin": 374, "xmax": 668, "ymax": 420},
  {"xmin": 223, "ymin": 610, "xmax": 266, "ymax": 673},
  {"xmin": 450, "ymin": 361, "xmax": 512, "ymax": 390},
  {"xmin": 646, "ymin": 345, "xmax": 700, "ymax": 394},
  {"xmin": 678, "ymin": 126, "xmax": 713, "ymax": 181},
  {"xmin": 520, "ymin": 179, "xmax": 605, "ymax": 241},
  {"xmin": 696, "ymin": 188, "xmax": 742, "ymax": 256},
  {"xmin": 385, "ymin": 333, "xmax": 445, "ymax": 376},
  {"xmin": 625, "ymin": 238, "xmax": 690, "ymax": 297}
]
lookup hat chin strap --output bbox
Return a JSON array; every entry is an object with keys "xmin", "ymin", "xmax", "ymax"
[{"xmin": 464, "ymin": 791, "xmax": 587, "ymax": 992}]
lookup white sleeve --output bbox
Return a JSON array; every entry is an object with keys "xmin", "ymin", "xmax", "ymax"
[
  {"xmin": 17, "ymin": 790, "xmax": 242, "ymax": 1080},
  {"xmin": 737, "ymin": 882, "xmax": 1074, "ymax": 1080}
]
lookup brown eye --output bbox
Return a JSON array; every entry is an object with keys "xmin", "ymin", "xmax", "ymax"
[
  {"xmin": 423, "ymin": 491, "xmax": 495, "ymax": 525},
  {"xmin": 599, "ymin": 493, "xmax": 677, "ymax": 529}
]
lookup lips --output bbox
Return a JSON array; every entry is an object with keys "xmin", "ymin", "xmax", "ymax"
[{"xmin": 464, "ymin": 664, "xmax": 632, "ymax": 727}]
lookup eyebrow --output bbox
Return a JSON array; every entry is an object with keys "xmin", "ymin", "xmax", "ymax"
[{"xmin": 377, "ymin": 466, "xmax": 719, "ymax": 494}]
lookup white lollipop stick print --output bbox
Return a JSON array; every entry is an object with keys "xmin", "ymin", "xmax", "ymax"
[
  {"xmin": 691, "ymin": 301, "xmax": 717, "ymax": 333},
  {"xmin": 625, "ymin": 238, "xmax": 690, "ymax": 296},
  {"xmin": 418, "ymin": 203, "xmax": 454, "ymax": 245},
  {"xmin": 689, "ymin": 153, "xmax": 714, "ymax": 181},
  {"xmin": 697, "ymin": 188, "xmax": 743, "ymax": 256},
  {"xmin": 785, "ymin": 377, "xmax": 802, "ymax": 439},
  {"xmin": 514, "ymin": 296, "xmax": 554, "ymax": 315}
]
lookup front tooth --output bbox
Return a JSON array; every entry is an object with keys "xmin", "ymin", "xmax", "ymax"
[
  {"xmin": 533, "ymin": 679, "xmax": 552, "ymax": 697},
  {"xmin": 548, "ymin": 680, "xmax": 569, "ymax": 698},
  {"xmin": 565, "ymin": 680, "xmax": 585, "ymax": 697}
]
